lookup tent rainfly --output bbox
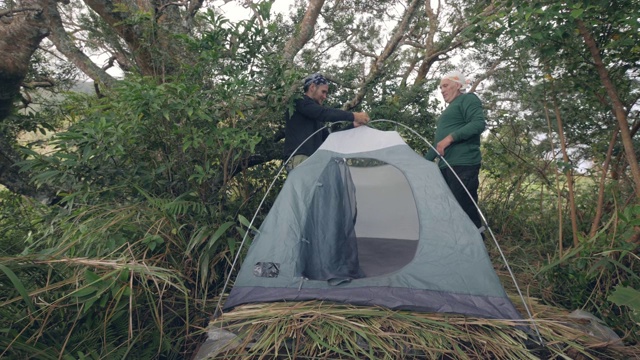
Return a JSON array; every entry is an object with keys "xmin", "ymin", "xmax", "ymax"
[{"xmin": 223, "ymin": 126, "xmax": 521, "ymax": 320}]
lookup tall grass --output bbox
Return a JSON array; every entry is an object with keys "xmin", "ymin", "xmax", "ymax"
[{"xmin": 0, "ymin": 190, "xmax": 250, "ymax": 358}]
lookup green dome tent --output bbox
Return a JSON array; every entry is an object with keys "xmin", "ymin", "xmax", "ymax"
[{"xmin": 223, "ymin": 126, "xmax": 520, "ymax": 320}]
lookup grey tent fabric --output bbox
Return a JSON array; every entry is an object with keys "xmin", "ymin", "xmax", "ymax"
[
  {"xmin": 356, "ymin": 237, "xmax": 418, "ymax": 277},
  {"xmin": 298, "ymin": 157, "xmax": 364, "ymax": 283},
  {"xmin": 223, "ymin": 127, "xmax": 521, "ymax": 320}
]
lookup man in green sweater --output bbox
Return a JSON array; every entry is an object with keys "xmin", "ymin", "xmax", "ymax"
[{"xmin": 425, "ymin": 71, "xmax": 486, "ymax": 232}]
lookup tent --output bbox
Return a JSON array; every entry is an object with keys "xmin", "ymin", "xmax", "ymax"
[{"xmin": 223, "ymin": 126, "xmax": 521, "ymax": 320}]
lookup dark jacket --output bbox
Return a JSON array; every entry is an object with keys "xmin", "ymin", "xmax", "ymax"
[{"xmin": 284, "ymin": 95, "xmax": 355, "ymax": 157}]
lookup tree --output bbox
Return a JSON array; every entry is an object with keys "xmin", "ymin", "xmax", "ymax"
[
  {"xmin": 469, "ymin": 0, "xmax": 640, "ymax": 250},
  {"xmin": 504, "ymin": 1, "xmax": 640, "ymax": 198},
  {"xmin": 0, "ymin": 1, "xmax": 56, "ymax": 202},
  {"xmin": 1, "ymin": 0, "xmax": 511, "ymax": 201}
]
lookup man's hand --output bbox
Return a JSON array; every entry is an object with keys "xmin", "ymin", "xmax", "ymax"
[
  {"xmin": 353, "ymin": 112, "xmax": 370, "ymax": 127},
  {"xmin": 436, "ymin": 134, "xmax": 454, "ymax": 155}
]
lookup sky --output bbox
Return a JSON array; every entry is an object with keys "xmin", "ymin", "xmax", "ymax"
[{"xmin": 215, "ymin": 0, "xmax": 295, "ymax": 22}]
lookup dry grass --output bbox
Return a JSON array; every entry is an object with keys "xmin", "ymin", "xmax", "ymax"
[{"xmin": 199, "ymin": 299, "xmax": 639, "ymax": 359}]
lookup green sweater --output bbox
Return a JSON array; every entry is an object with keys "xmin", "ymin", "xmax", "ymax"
[{"xmin": 425, "ymin": 93, "xmax": 486, "ymax": 168}]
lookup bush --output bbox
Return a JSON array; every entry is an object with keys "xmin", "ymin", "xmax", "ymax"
[{"xmin": 537, "ymin": 205, "xmax": 640, "ymax": 345}]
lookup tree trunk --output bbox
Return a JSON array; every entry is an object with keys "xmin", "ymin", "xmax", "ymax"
[
  {"xmin": 543, "ymin": 99, "xmax": 564, "ymax": 255},
  {"xmin": 576, "ymin": 19, "xmax": 640, "ymax": 199},
  {"xmin": 282, "ymin": 0, "xmax": 325, "ymax": 63},
  {"xmin": 552, "ymin": 96, "xmax": 580, "ymax": 247},
  {"xmin": 81, "ymin": 0, "xmax": 182, "ymax": 77},
  {"xmin": 0, "ymin": 3, "xmax": 56, "ymax": 203},
  {"xmin": 589, "ymin": 126, "xmax": 618, "ymax": 238},
  {"xmin": 0, "ymin": 2, "xmax": 49, "ymax": 119}
]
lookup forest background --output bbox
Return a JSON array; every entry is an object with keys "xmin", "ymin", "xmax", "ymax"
[{"xmin": 1, "ymin": 0, "xmax": 639, "ymax": 358}]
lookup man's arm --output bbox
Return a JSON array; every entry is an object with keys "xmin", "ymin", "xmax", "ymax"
[{"xmin": 296, "ymin": 97, "xmax": 355, "ymax": 123}]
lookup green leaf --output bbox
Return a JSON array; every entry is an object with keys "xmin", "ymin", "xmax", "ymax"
[
  {"xmin": 238, "ymin": 214, "xmax": 257, "ymax": 232},
  {"xmin": 118, "ymin": 268, "xmax": 130, "ymax": 282},
  {"xmin": 207, "ymin": 221, "xmax": 234, "ymax": 250},
  {"xmin": 83, "ymin": 296, "xmax": 99, "ymax": 313},
  {"xmin": 85, "ymin": 269, "xmax": 101, "ymax": 283},
  {"xmin": 82, "ymin": 145, "xmax": 93, "ymax": 162},
  {"xmin": 199, "ymin": 253, "xmax": 210, "ymax": 288},
  {"xmin": 32, "ymin": 170, "xmax": 61, "ymax": 182},
  {"xmin": 227, "ymin": 237, "xmax": 237, "ymax": 256},
  {"xmin": 72, "ymin": 286, "xmax": 97, "ymax": 298},
  {"xmin": 0, "ymin": 264, "xmax": 37, "ymax": 314},
  {"xmin": 570, "ymin": 9, "xmax": 584, "ymax": 18},
  {"xmin": 608, "ymin": 286, "xmax": 640, "ymax": 312}
]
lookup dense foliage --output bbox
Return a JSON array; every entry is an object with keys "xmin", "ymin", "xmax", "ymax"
[{"xmin": 1, "ymin": 13, "xmax": 294, "ymax": 358}]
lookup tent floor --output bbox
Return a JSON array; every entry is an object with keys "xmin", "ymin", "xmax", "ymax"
[{"xmin": 356, "ymin": 237, "xmax": 418, "ymax": 277}]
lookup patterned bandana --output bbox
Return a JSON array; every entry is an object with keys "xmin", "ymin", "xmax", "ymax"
[{"xmin": 303, "ymin": 73, "xmax": 329, "ymax": 90}]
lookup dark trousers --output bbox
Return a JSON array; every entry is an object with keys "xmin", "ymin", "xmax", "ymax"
[{"xmin": 440, "ymin": 164, "xmax": 482, "ymax": 229}]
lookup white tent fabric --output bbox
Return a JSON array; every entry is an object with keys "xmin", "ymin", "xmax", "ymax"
[{"xmin": 319, "ymin": 126, "xmax": 405, "ymax": 153}]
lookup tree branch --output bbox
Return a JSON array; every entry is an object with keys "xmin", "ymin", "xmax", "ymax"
[
  {"xmin": 343, "ymin": 0, "xmax": 420, "ymax": 110},
  {"xmin": 22, "ymin": 78, "xmax": 55, "ymax": 89},
  {"xmin": 101, "ymin": 53, "xmax": 132, "ymax": 72},
  {"xmin": 414, "ymin": 1, "xmax": 502, "ymax": 84},
  {"xmin": 469, "ymin": 58, "xmax": 503, "ymax": 92},
  {"xmin": 283, "ymin": 0, "xmax": 325, "ymax": 63},
  {"xmin": 345, "ymin": 39, "xmax": 377, "ymax": 58},
  {"xmin": 400, "ymin": 40, "xmax": 427, "ymax": 49},
  {"xmin": 42, "ymin": 0, "xmax": 116, "ymax": 88},
  {"xmin": 0, "ymin": 7, "xmax": 42, "ymax": 17},
  {"xmin": 81, "ymin": 0, "xmax": 160, "ymax": 75}
]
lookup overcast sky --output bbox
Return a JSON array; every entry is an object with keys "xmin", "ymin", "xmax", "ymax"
[{"xmin": 216, "ymin": 0, "xmax": 295, "ymax": 21}]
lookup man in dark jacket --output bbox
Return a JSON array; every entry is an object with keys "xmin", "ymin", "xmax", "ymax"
[{"xmin": 284, "ymin": 73, "xmax": 370, "ymax": 170}]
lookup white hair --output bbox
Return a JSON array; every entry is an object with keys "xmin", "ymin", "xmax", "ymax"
[{"xmin": 442, "ymin": 70, "xmax": 468, "ymax": 90}]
